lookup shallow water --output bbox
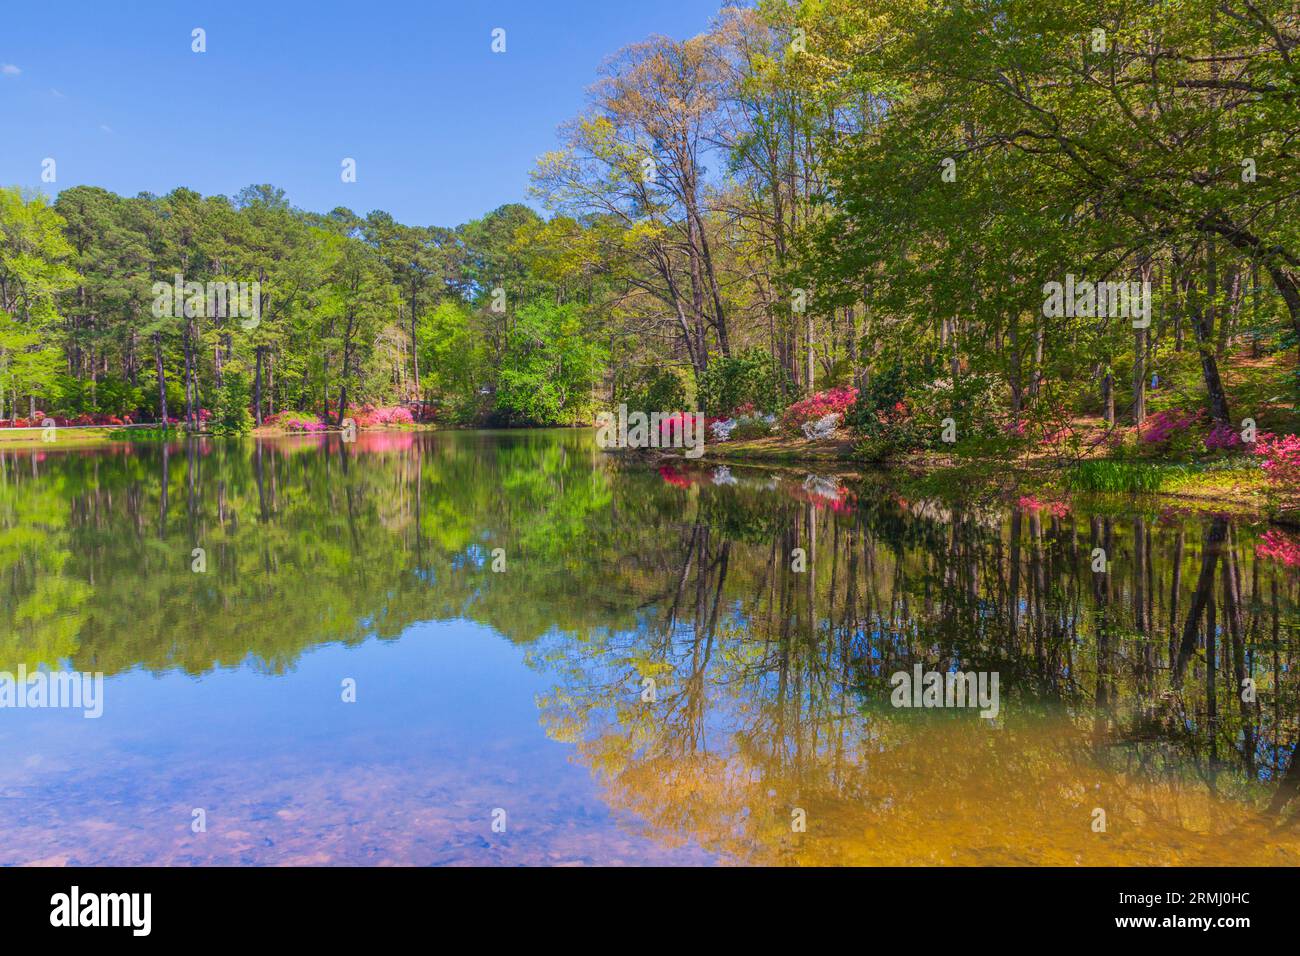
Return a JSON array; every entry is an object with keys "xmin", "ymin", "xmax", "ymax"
[{"xmin": 0, "ymin": 429, "xmax": 1297, "ymax": 865}]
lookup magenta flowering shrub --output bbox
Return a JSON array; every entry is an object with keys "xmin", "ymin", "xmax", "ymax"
[
  {"xmin": 782, "ymin": 386, "xmax": 859, "ymax": 429},
  {"xmin": 1139, "ymin": 408, "xmax": 1202, "ymax": 449},
  {"xmin": 1253, "ymin": 432, "xmax": 1300, "ymax": 510},
  {"xmin": 346, "ymin": 405, "xmax": 418, "ymax": 427},
  {"xmin": 266, "ymin": 410, "xmax": 327, "ymax": 432},
  {"xmin": 655, "ymin": 410, "xmax": 715, "ymax": 443},
  {"xmin": 1257, "ymin": 529, "xmax": 1300, "ymax": 568},
  {"xmin": 370, "ymin": 405, "xmax": 414, "ymax": 425},
  {"xmin": 1, "ymin": 413, "xmax": 135, "ymax": 427},
  {"xmin": 1204, "ymin": 422, "xmax": 1249, "ymax": 452}
]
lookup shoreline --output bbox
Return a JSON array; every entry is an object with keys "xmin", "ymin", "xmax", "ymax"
[
  {"xmin": 0, "ymin": 423, "xmax": 435, "ymax": 450},
  {"xmin": 4, "ymin": 421, "xmax": 1292, "ymax": 523},
  {"xmin": 649, "ymin": 435, "xmax": 1291, "ymax": 523}
]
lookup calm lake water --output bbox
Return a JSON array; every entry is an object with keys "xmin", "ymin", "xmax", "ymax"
[{"xmin": 1, "ymin": 429, "xmax": 1297, "ymax": 866}]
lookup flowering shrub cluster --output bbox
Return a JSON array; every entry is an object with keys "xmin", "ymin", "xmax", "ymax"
[
  {"xmin": 351, "ymin": 405, "xmax": 416, "ymax": 427},
  {"xmin": 657, "ymin": 411, "xmax": 693, "ymax": 442},
  {"xmin": 710, "ymin": 412, "xmax": 776, "ymax": 442},
  {"xmin": 1253, "ymin": 432, "xmax": 1300, "ymax": 509},
  {"xmin": 265, "ymin": 410, "xmax": 327, "ymax": 433},
  {"xmin": 0, "ymin": 410, "xmax": 212, "ymax": 427},
  {"xmin": 1204, "ymin": 422, "xmax": 1251, "ymax": 452},
  {"xmin": 263, "ymin": 404, "xmax": 423, "ymax": 432},
  {"xmin": 781, "ymin": 386, "xmax": 858, "ymax": 429},
  {"xmin": 0, "ymin": 413, "xmax": 133, "ymax": 427},
  {"xmin": 1257, "ymin": 529, "xmax": 1300, "ymax": 568},
  {"xmin": 1139, "ymin": 408, "xmax": 1202, "ymax": 447}
]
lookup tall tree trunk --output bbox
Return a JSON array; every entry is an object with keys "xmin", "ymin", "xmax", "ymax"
[
  {"xmin": 410, "ymin": 292, "xmax": 420, "ymax": 398},
  {"xmin": 253, "ymin": 345, "xmax": 264, "ymax": 427},
  {"xmin": 1133, "ymin": 323, "xmax": 1146, "ymax": 426},
  {"xmin": 1193, "ymin": 241, "xmax": 1231, "ymax": 425},
  {"xmin": 806, "ymin": 309, "xmax": 814, "ymax": 394}
]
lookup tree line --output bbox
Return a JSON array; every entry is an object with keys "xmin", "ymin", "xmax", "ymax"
[{"xmin": 1, "ymin": 0, "xmax": 1296, "ymax": 437}]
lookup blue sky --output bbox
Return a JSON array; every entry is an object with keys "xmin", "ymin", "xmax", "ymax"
[{"xmin": 0, "ymin": 0, "xmax": 723, "ymax": 226}]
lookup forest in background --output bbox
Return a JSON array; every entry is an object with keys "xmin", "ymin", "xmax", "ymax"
[{"xmin": 0, "ymin": 0, "xmax": 1297, "ymax": 455}]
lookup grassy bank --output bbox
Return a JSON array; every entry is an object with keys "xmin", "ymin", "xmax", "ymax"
[
  {"xmin": 697, "ymin": 434, "xmax": 858, "ymax": 464},
  {"xmin": 0, "ymin": 426, "xmax": 117, "ymax": 448}
]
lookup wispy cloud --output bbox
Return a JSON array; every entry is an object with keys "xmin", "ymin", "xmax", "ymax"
[
  {"xmin": 99, "ymin": 124, "xmax": 114, "ymax": 134},
  {"xmin": 1, "ymin": 64, "xmax": 21, "ymax": 76}
]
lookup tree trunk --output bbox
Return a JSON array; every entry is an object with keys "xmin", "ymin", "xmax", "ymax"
[
  {"xmin": 410, "ymin": 292, "xmax": 420, "ymax": 398},
  {"xmin": 1133, "ymin": 324, "xmax": 1146, "ymax": 426},
  {"xmin": 1193, "ymin": 242, "xmax": 1231, "ymax": 425},
  {"xmin": 153, "ymin": 332, "xmax": 168, "ymax": 424},
  {"xmin": 253, "ymin": 345, "xmax": 264, "ymax": 427}
]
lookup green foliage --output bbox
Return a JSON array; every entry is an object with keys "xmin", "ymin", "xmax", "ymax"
[
  {"xmin": 844, "ymin": 363, "xmax": 908, "ymax": 431},
  {"xmin": 1063, "ymin": 460, "xmax": 1192, "ymax": 494},
  {"xmin": 420, "ymin": 300, "xmax": 490, "ymax": 424},
  {"xmin": 495, "ymin": 302, "xmax": 606, "ymax": 426},
  {"xmin": 696, "ymin": 348, "xmax": 789, "ymax": 416},
  {"xmin": 730, "ymin": 415, "xmax": 776, "ymax": 440},
  {"xmin": 0, "ymin": 188, "xmax": 77, "ymax": 414},
  {"xmin": 211, "ymin": 372, "xmax": 254, "ymax": 435},
  {"xmin": 613, "ymin": 364, "xmax": 688, "ymax": 413},
  {"xmin": 51, "ymin": 374, "xmax": 143, "ymax": 417}
]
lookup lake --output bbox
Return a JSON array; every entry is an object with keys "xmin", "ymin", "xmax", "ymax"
[{"xmin": 1, "ymin": 429, "xmax": 1297, "ymax": 865}]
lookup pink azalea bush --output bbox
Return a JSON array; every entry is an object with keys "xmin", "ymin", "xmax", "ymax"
[
  {"xmin": 1257, "ymin": 529, "xmax": 1300, "ymax": 568},
  {"xmin": 265, "ymin": 410, "xmax": 327, "ymax": 433},
  {"xmin": 1204, "ymin": 422, "xmax": 1251, "ymax": 452},
  {"xmin": 782, "ymin": 386, "xmax": 859, "ymax": 429},
  {"xmin": 1253, "ymin": 432, "xmax": 1300, "ymax": 510},
  {"xmin": 658, "ymin": 411, "xmax": 691, "ymax": 442},
  {"xmin": 1139, "ymin": 408, "xmax": 1202, "ymax": 447},
  {"xmin": 352, "ymin": 404, "xmax": 415, "ymax": 427},
  {"xmin": 266, "ymin": 404, "xmax": 419, "ymax": 432},
  {"xmin": 1, "ymin": 412, "xmax": 139, "ymax": 428}
]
